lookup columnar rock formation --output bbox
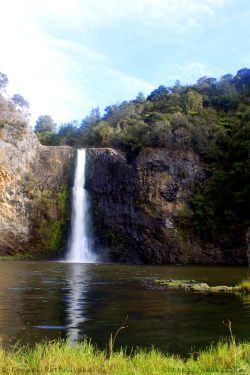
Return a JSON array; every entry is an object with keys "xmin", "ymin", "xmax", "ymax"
[
  {"xmin": 86, "ymin": 148, "xmax": 248, "ymax": 264},
  {"xmin": 0, "ymin": 122, "xmax": 248, "ymax": 263}
]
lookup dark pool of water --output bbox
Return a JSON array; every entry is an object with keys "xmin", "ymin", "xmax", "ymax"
[{"xmin": 0, "ymin": 261, "xmax": 249, "ymax": 355}]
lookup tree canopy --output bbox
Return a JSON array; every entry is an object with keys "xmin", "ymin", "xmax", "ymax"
[
  {"xmin": 0, "ymin": 72, "xmax": 8, "ymax": 92},
  {"xmin": 30, "ymin": 68, "xmax": 250, "ymax": 246},
  {"xmin": 35, "ymin": 115, "xmax": 57, "ymax": 133},
  {"xmin": 11, "ymin": 94, "xmax": 29, "ymax": 108},
  {"xmin": 34, "ymin": 115, "xmax": 59, "ymax": 145}
]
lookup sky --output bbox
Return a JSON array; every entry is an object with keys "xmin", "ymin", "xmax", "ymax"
[{"xmin": 1, "ymin": 0, "xmax": 250, "ymax": 127}]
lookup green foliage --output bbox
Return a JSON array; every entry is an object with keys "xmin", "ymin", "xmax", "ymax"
[
  {"xmin": 41, "ymin": 219, "xmax": 62, "ymax": 252},
  {"xmin": 154, "ymin": 279, "xmax": 250, "ymax": 296},
  {"xmin": 186, "ymin": 89, "xmax": 203, "ymax": 112},
  {"xmin": 36, "ymin": 132, "xmax": 60, "ymax": 146},
  {"xmin": 190, "ymin": 156, "xmax": 250, "ymax": 240},
  {"xmin": 33, "ymin": 182, "xmax": 71, "ymax": 257},
  {"xmin": 134, "ymin": 91, "xmax": 146, "ymax": 103},
  {"xmin": 236, "ymin": 279, "xmax": 250, "ymax": 294},
  {"xmin": 106, "ymin": 228, "xmax": 115, "ymax": 240},
  {"xmin": 147, "ymin": 85, "xmax": 169, "ymax": 102},
  {"xmin": 25, "ymin": 171, "xmax": 35, "ymax": 192},
  {"xmin": 0, "ymin": 82, "xmax": 29, "ymax": 132},
  {"xmin": 57, "ymin": 183, "xmax": 71, "ymax": 223},
  {"xmin": 11, "ymin": 94, "xmax": 29, "ymax": 108},
  {"xmin": 81, "ymin": 107, "xmax": 101, "ymax": 129},
  {"xmin": 35, "ymin": 115, "xmax": 59, "ymax": 145},
  {"xmin": 35, "ymin": 115, "xmax": 57, "ymax": 133},
  {"xmin": 0, "ymin": 72, "xmax": 8, "ymax": 91},
  {"xmin": 38, "ymin": 68, "xmax": 249, "ymax": 245},
  {"xmin": 0, "ymin": 118, "xmax": 5, "ymax": 129}
]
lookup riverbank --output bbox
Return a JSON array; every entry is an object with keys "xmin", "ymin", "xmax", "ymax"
[{"xmin": 0, "ymin": 338, "xmax": 249, "ymax": 374}]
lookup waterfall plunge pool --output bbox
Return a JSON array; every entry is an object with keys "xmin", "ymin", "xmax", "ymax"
[{"xmin": 0, "ymin": 261, "xmax": 249, "ymax": 356}]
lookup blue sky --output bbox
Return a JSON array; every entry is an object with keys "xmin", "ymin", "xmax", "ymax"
[{"xmin": 1, "ymin": 0, "xmax": 250, "ymax": 127}]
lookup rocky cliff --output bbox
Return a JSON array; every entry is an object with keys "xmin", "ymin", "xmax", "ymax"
[
  {"xmin": 0, "ymin": 120, "xmax": 248, "ymax": 264},
  {"xmin": 0, "ymin": 122, "xmax": 74, "ymax": 257},
  {"xmin": 86, "ymin": 148, "xmax": 248, "ymax": 264}
]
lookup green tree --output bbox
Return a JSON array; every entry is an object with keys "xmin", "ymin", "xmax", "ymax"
[
  {"xmin": 147, "ymin": 85, "xmax": 169, "ymax": 102},
  {"xmin": 35, "ymin": 115, "xmax": 57, "ymax": 134},
  {"xmin": 0, "ymin": 72, "xmax": 8, "ymax": 92},
  {"xmin": 11, "ymin": 94, "xmax": 29, "ymax": 108},
  {"xmin": 134, "ymin": 92, "xmax": 146, "ymax": 103},
  {"xmin": 175, "ymin": 79, "xmax": 181, "ymax": 88},
  {"xmin": 81, "ymin": 107, "xmax": 101, "ymax": 129},
  {"xmin": 35, "ymin": 115, "xmax": 58, "ymax": 145},
  {"xmin": 186, "ymin": 89, "xmax": 203, "ymax": 113}
]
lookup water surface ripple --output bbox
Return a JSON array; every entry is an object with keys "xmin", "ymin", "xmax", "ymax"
[{"xmin": 0, "ymin": 261, "xmax": 249, "ymax": 355}]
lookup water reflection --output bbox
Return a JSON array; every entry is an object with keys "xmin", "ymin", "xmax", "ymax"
[
  {"xmin": 0, "ymin": 262, "xmax": 249, "ymax": 354},
  {"xmin": 65, "ymin": 263, "xmax": 91, "ymax": 342},
  {"xmin": 241, "ymin": 294, "xmax": 250, "ymax": 314},
  {"xmin": 0, "ymin": 265, "xmax": 24, "ymax": 345}
]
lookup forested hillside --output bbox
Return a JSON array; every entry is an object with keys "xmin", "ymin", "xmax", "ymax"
[{"xmin": 36, "ymin": 68, "xmax": 250, "ymax": 248}]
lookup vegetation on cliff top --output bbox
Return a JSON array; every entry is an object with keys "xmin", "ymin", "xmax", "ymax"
[
  {"xmin": 0, "ymin": 72, "xmax": 30, "ymax": 140},
  {"xmin": 1, "ymin": 68, "xmax": 249, "ymax": 250},
  {"xmin": 35, "ymin": 68, "xmax": 250, "ymax": 247}
]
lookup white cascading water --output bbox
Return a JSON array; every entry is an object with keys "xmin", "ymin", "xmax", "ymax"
[{"xmin": 66, "ymin": 149, "xmax": 97, "ymax": 263}]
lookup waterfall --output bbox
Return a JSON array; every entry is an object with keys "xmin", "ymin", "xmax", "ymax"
[{"xmin": 66, "ymin": 149, "xmax": 97, "ymax": 263}]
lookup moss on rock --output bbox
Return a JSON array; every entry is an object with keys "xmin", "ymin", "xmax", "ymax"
[{"xmin": 153, "ymin": 279, "xmax": 250, "ymax": 294}]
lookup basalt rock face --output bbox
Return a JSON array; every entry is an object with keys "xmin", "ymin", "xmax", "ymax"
[
  {"xmin": 86, "ymin": 148, "xmax": 139, "ymax": 262},
  {"xmin": 0, "ymin": 123, "xmax": 74, "ymax": 257},
  {"xmin": 86, "ymin": 148, "xmax": 248, "ymax": 264},
  {"xmin": 0, "ymin": 122, "xmax": 248, "ymax": 265}
]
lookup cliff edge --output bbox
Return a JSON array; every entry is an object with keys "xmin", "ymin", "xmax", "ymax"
[{"xmin": 0, "ymin": 122, "xmax": 74, "ymax": 257}]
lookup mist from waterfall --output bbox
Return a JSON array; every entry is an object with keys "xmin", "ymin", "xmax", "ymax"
[{"xmin": 66, "ymin": 149, "xmax": 98, "ymax": 263}]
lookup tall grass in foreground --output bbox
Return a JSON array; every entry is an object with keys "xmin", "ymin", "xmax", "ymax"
[{"xmin": 0, "ymin": 338, "xmax": 249, "ymax": 374}]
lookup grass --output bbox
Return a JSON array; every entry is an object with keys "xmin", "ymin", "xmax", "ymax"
[
  {"xmin": 0, "ymin": 254, "xmax": 30, "ymax": 261},
  {"xmin": 0, "ymin": 253, "xmax": 40, "ymax": 261},
  {"xmin": 235, "ymin": 279, "xmax": 250, "ymax": 294},
  {"xmin": 0, "ymin": 317, "xmax": 249, "ymax": 374},
  {"xmin": 0, "ymin": 279, "xmax": 249, "ymax": 374},
  {"xmin": 153, "ymin": 278, "xmax": 250, "ymax": 295},
  {"xmin": 0, "ymin": 338, "xmax": 249, "ymax": 374}
]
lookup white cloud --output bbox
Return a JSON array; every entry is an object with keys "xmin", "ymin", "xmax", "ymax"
[
  {"xmin": 22, "ymin": 0, "xmax": 226, "ymax": 32},
  {"xmin": 0, "ymin": 0, "xmax": 248, "ymax": 126},
  {"xmin": 1, "ymin": 0, "xmax": 158, "ymax": 124}
]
